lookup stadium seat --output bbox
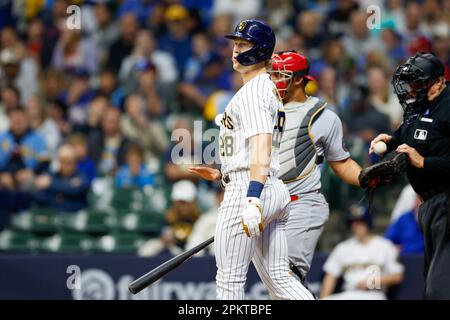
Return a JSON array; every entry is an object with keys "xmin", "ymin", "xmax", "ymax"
[
  {"xmin": 94, "ymin": 232, "xmax": 146, "ymax": 254},
  {"xmin": 30, "ymin": 208, "xmax": 58, "ymax": 235},
  {"xmin": 0, "ymin": 230, "xmax": 40, "ymax": 253},
  {"xmin": 9, "ymin": 211, "xmax": 33, "ymax": 232},
  {"xmin": 84, "ymin": 210, "xmax": 117, "ymax": 235},
  {"xmin": 58, "ymin": 211, "xmax": 88, "ymax": 233},
  {"xmin": 111, "ymin": 188, "xmax": 143, "ymax": 214},
  {"xmin": 118, "ymin": 212, "xmax": 164, "ymax": 236},
  {"xmin": 40, "ymin": 233, "xmax": 94, "ymax": 253}
]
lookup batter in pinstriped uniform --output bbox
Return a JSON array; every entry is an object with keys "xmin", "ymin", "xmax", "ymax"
[
  {"xmin": 270, "ymin": 51, "xmax": 363, "ymax": 284},
  {"xmin": 189, "ymin": 20, "xmax": 314, "ymax": 300}
]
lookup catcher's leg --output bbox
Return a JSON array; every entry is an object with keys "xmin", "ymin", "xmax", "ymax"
[{"xmin": 286, "ymin": 193, "xmax": 329, "ymax": 279}]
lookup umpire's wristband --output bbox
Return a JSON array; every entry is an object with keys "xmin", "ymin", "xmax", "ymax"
[{"xmin": 246, "ymin": 181, "xmax": 264, "ymax": 198}]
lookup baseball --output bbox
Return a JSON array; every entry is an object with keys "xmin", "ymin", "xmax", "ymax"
[{"xmin": 374, "ymin": 141, "xmax": 387, "ymax": 155}]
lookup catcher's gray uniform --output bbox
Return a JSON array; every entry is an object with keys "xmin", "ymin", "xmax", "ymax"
[{"xmin": 278, "ymin": 96, "xmax": 350, "ymax": 279}]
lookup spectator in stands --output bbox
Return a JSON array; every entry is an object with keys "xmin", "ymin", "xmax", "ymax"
[
  {"xmin": 366, "ymin": 65, "xmax": 403, "ymax": 129},
  {"xmin": 296, "ymin": 10, "xmax": 325, "ymax": 59},
  {"xmin": 320, "ymin": 204, "xmax": 404, "ymax": 300},
  {"xmin": 86, "ymin": 95, "xmax": 110, "ymax": 133},
  {"xmin": 432, "ymin": 26, "xmax": 450, "ymax": 80},
  {"xmin": 118, "ymin": 0, "xmax": 159, "ymax": 26},
  {"xmin": 115, "ymin": 143, "xmax": 156, "ymax": 189},
  {"xmin": 202, "ymin": 71, "xmax": 241, "ymax": 126},
  {"xmin": 0, "ymin": 106, "xmax": 48, "ymax": 223},
  {"xmin": 164, "ymin": 117, "xmax": 201, "ymax": 183},
  {"xmin": 212, "ymin": 0, "xmax": 262, "ymax": 26},
  {"xmin": 390, "ymin": 184, "xmax": 417, "ymax": 222},
  {"xmin": 134, "ymin": 59, "xmax": 163, "ymax": 117},
  {"xmin": 107, "ymin": 12, "xmax": 139, "ymax": 73},
  {"xmin": 138, "ymin": 180, "xmax": 201, "ymax": 256},
  {"xmin": 311, "ymin": 39, "xmax": 347, "ymax": 77},
  {"xmin": 380, "ymin": 28, "xmax": 408, "ymax": 69},
  {"xmin": 385, "ymin": 196, "xmax": 424, "ymax": 256},
  {"xmin": 341, "ymin": 85, "xmax": 391, "ymax": 146},
  {"xmin": 26, "ymin": 95, "xmax": 62, "ymax": 158},
  {"xmin": 32, "ymin": 144, "xmax": 90, "ymax": 213},
  {"xmin": 25, "ymin": 18, "xmax": 45, "ymax": 67},
  {"xmin": 159, "ymin": 4, "xmax": 192, "ymax": 77},
  {"xmin": 90, "ymin": 2, "xmax": 120, "ymax": 66},
  {"xmin": 88, "ymin": 107, "xmax": 131, "ymax": 176},
  {"xmin": 341, "ymin": 10, "xmax": 379, "ymax": 60},
  {"xmin": 316, "ymin": 66, "xmax": 341, "ymax": 111},
  {"xmin": 385, "ymin": 0, "xmax": 406, "ymax": 33},
  {"xmin": 118, "ymin": 29, "xmax": 178, "ymax": 101},
  {"xmin": 0, "ymin": 47, "xmax": 39, "ymax": 104},
  {"xmin": 403, "ymin": 2, "xmax": 428, "ymax": 45},
  {"xmin": 326, "ymin": 0, "xmax": 358, "ymax": 37},
  {"xmin": 210, "ymin": 14, "xmax": 233, "ymax": 41},
  {"xmin": 179, "ymin": 32, "xmax": 231, "ymax": 112},
  {"xmin": 25, "ymin": 17, "xmax": 59, "ymax": 70},
  {"xmin": 0, "ymin": 85, "xmax": 21, "ymax": 132},
  {"xmin": 42, "ymin": 68, "xmax": 67, "ymax": 102},
  {"xmin": 1, "ymin": 26, "xmax": 25, "ymax": 56},
  {"xmin": 59, "ymin": 67, "xmax": 96, "ymax": 132},
  {"xmin": 47, "ymin": 99, "xmax": 70, "ymax": 137},
  {"xmin": 121, "ymin": 94, "xmax": 168, "ymax": 161},
  {"xmin": 96, "ymin": 69, "xmax": 125, "ymax": 110},
  {"xmin": 0, "ymin": 107, "xmax": 49, "ymax": 191},
  {"xmin": 66, "ymin": 133, "xmax": 96, "ymax": 185},
  {"xmin": 51, "ymin": 25, "xmax": 99, "ymax": 76},
  {"xmin": 186, "ymin": 186, "xmax": 224, "ymax": 256}
]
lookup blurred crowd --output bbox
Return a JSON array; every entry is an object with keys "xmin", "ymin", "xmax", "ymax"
[{"xmin": 0, "ymin": 0, "xmax": 449, "ymax": 292}]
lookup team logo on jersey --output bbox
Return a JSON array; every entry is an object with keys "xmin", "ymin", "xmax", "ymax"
[
  {"xmin": 238, "ymin": 21, "xmax": 246, "ymax": 31},
  {"xmin": 221, "ymin": 112, "xmax": 234, "ymax": 130},
  {"xmin": 414, "ymin": 129, "xmax": 428, "ymax": 141}
]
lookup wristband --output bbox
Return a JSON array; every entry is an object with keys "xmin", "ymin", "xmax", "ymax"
[{"xmin": 246, "ymin": 180, "xmax": 264, "ymax": 198}]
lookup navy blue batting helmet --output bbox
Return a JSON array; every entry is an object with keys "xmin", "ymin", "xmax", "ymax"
[{"xmin": 225, "ymin": 19, "xmax": 275, "ymax": 66}]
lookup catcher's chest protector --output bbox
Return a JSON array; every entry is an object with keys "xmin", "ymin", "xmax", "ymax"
[{"xmin": 278, "ymin": 99, "xmax": 326, "ymax": 182}]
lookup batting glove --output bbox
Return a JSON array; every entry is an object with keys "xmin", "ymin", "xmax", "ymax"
[{"xmin": 241, "ymin": 197, "xmax": 264, "ymax": 237}]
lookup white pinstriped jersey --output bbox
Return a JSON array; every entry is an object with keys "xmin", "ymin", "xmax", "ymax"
[{"xmin": 219, "ymin": 73, "xmax": 284, "ymax": 176}]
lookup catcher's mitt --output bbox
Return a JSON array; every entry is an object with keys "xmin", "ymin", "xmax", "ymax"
[{"xmin": 359, "ymin": 151, "xmax": 407, "ymax": 189}]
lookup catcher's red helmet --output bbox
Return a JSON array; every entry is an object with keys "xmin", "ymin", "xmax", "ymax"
[{"xmin": 270, "ymin": 51, "xmax": 315, "ymax": 98}]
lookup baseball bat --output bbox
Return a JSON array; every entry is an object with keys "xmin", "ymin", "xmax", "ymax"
[{"xmin": 128, "ymin": 236, "xmax": 215, "ymax": 294}]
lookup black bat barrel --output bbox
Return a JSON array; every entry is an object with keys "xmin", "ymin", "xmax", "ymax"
[{"xmin": 128, "ymin": 236, "xmax": 214, "ymax": 294}]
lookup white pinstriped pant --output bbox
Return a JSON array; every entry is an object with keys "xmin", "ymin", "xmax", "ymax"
[{"xmin": 215, "ymin": 171, "xmax": 314, "ymax": 300}]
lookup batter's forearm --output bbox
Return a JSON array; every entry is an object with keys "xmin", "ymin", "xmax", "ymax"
[
  {"xmin": 249, "ymin": 134, "xmax": 272, "ymax": 184},
  {"xmin": 329, "ymin": 158, "xmax": 362, "ymax": 187}
]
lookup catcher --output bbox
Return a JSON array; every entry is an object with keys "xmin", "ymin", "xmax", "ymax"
[
  {"xmin": 268, "ymin": 51, "xmax": 394, "ymax": 285},
  {"xmin": 369, "ymin": 52, "xmax": 450, "ymax": 299}
]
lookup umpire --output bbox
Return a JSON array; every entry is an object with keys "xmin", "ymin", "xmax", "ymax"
[{"xmin": 370, "ymin": 52, "xmax": 450, "ymax": 299}]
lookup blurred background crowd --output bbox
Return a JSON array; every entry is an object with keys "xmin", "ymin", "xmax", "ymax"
[{"xmin": 0, "ymin": 0, "xmax": 449, "ymax": 289}]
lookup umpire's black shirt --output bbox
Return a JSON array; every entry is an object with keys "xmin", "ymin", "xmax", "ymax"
[{"xmin": 388, "ymin": 84, "xmax": 450, "ymax": 196}]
